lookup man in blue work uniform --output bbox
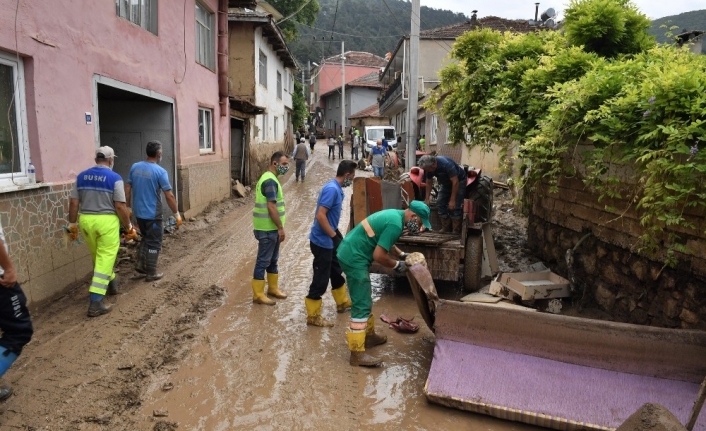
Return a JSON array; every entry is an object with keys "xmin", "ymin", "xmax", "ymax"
[
  {"xmin": 68, "ymin": 146, "xmax": 136, "ymax": 316},
  {"xmin": 125, "ymin": 141, "xmax": 182, "ymax": 281},
  {"xmin": 418, "ymin": 155, "xmax": 467, "ymax": 233},
  {"xmin": 304, "ymin": 160, "xmax": 357, "ymax": 327}
]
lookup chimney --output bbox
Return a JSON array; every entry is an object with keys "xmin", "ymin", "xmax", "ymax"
[{"xmin": 535, "ymin": 3, "xmax": 540, "ymax": 21}]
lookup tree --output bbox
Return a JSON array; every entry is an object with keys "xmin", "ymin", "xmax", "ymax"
[
  {"xmin": 563, "ymin": 0, "xmax": 655, "ymax": 57},
  {"xmin": 269, "ymin": 0, "xmax": 320, "ymax": 42},
  {"xmin": 292, "ymin": 80, "xmax": 308, "ymax": 132}
]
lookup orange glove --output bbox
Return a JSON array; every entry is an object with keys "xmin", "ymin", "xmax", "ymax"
[
  {"xmin": 175, "ymin": 213, "xmax": 183, "ymax": 227},
  {"xmin": 67, "ymin": 223, "xmax": 79, "ymax": 241},
  {"xmin": 124, "ymin": 224, "xmax": 139, "ymax": 241}
]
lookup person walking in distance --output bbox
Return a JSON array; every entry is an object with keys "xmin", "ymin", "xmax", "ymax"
[
  {"xmin": 328, "ymin": 134, "xmax": 336, "ymax": 160},
  {"xmin": 337, "ymin": 134, "xmax": 345, "ymax": 159},
  {"xmin": 0, "ymin": 219, "xmax": 34, "ymax": 400},
  {"xmin": 352, "ymin": 131, "xmax": 360, "ymax": 160},
  {"xmin": 304, "ymin": 160, "xmax": 357, "ymax": 327},
  {"xmin": 309, "ymin": 133, "xmax": 316, "ymax": 153},
  {"xmin": 337, "ymin": 201, "xmax": 432, "ymax": 366},
  {"xmin": 292, "ymin": 137, "xmax": 310, "ymax": 182},
  {"xmin": 251, "ymin": 152, "xmax": 290, "ymax": 305},
  {"xmin": 125, "ymin": 141, "xmax": 182, "ymax": 281},
  {"xmin": 68, "ymin": 146, "xmax": 136, "ymax": 317},
  {"xmin": 418, "ymin": 154, "xmax": 467, "ymax": 234},
  {"xmin": 367, "ymin": 139, "xmax": 388, "ymax": 178}
]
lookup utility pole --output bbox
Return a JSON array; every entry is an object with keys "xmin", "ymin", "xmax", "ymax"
[
  {"xmin": 341, "ymin": 41, "xmax": 345, "ymax": 138},
  {"xmin": 406, "ymin": 0, "xmax": 420, "ymax": 170}
]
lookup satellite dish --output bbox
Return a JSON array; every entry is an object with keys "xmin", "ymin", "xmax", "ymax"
[{"xmin": 541, "ymin": 8, "xmax": 556, "ymax": 21}]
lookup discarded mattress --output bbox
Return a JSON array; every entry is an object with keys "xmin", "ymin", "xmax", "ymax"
[{"xmin": 423, "ymin": 300, "xmax": 706, "ymax": 430}]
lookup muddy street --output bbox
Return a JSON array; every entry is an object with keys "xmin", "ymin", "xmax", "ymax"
[{"xmin": 1, "ymin": 142, "xmax": 542, "ymax": 431}]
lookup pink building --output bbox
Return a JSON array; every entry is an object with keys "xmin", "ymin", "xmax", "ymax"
[
  {"xmin": 0, "ymin": 0, "xmax": 234, "ymax": 304},
  {"xmin": 310, "ymin": 51, "xmax": 387, "ymax": 112}
]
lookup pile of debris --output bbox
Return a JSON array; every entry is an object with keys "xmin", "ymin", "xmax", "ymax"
[{"xmin": 461, "ymin": 262, "xmax": 572, "ymax": 314}]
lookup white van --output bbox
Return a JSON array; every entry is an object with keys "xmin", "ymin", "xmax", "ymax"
[{"xmin": 363, "ymin": 125, "xmax": 397, "ymax": 156}]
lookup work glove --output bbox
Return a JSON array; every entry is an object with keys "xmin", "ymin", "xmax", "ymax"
[
  {"xmin": 67, "ymin": 223, "xmax": 79, "ymax": 241},
  {"xmin": 124, "ymin": 224, "xmax": 139, "ymax": 241},
  {"xmin": 332, "ymin": 229, "xmax": 343, "ymax": 251},
  {"xmin": 175, "ymin": 213, "xmax": 183, "ymax": 227},
  {"xmin": 393, "ymin": 260, "xmax": 408, "ymax": 274}
]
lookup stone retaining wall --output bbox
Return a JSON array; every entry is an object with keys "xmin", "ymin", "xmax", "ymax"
[{"xmin": 528, "ymin": 176, "xmax": 706, "ymax": 329}]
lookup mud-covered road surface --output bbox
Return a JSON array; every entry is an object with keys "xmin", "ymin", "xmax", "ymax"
[{"xmin": 1, "ymin": 142, "xmax": 543, "ymax": 430}]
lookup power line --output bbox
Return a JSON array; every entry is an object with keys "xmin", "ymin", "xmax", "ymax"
[
  {"xmin": 294, "ymin": 22, "xmax": 402, "ymax": 39},
  {"xmin": 328, "ymin": 0, "xmax": 340, "ymax": 53}
]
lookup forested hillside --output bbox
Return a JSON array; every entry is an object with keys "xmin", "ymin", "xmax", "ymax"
[
  {"xmin": 288, "ymin": 0, "xmax": 468, "ymax": 65},
  {"xmin": 649, "ymin": 9, "xmax": 706, "ymax": 43}
]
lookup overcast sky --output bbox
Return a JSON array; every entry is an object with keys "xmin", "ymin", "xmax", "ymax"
[{"xmin": 420, "ymin": 0, "xmax": 704, "ymax": 21}]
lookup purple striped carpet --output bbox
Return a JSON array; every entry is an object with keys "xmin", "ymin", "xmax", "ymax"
[{"xmin": 426, "ymin": 339, "xmax": 705, "ymax": 430}]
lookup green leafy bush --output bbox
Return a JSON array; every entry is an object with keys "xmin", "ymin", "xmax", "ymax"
[{"xmin": 427, "ymin": 0, "xmax": 706, "ymax": 265}]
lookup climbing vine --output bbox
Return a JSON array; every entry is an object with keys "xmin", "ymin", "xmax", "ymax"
[{"xmin": 426, "ymin": 0, "xmax": 706, "ymax": 265}]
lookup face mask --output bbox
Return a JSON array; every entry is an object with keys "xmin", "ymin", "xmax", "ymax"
[
  {"xmin": 276, "ymin": 164, "xmax": 289, "ymax": 176},
  {"xmin": 405, "ymin": 218, "xmax": 421, "ymax": 235},
  {"xmin": 342, "ymin": 177, "xmax": 352, "ymax": 188},
  {"xmin": 108, "ymin": 161, "xmax": 114, "ymax": 171}
]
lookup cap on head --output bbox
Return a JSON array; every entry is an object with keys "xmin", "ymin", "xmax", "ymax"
[
  {"xmin": 300, "ymin": 137, "xmax": 305, "ymax": 143},
  {"xmin": 96, "ymin": 146, "xmax": 116, "ymax": 159},
  {"xmin": 409, "ymin": 200, "xmax": 432, "ymax": 229}
]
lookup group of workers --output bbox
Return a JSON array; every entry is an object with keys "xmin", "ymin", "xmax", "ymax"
[
  {"xmin": 67, "ymin": 142, "xmax": 181, "ymax": 317},
  {"xmin": 250, "ymin": 141, "xmax": 435, "ymax": 367},
  {"xmin": 0, "ymin": 141, "xmax": 180, "ymax": 400}
]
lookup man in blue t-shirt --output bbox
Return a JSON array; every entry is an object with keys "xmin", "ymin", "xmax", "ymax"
[
  {"xmin": 418, "ymin": 155, "xmax": 467, "ymax": 233},
  {"xmin": 125, "ymin": 141, "xmax": 181, "ymax": 281},
  {"xmin": 304, "ymin": 160, "xmax": 358, "ymax": 327}
]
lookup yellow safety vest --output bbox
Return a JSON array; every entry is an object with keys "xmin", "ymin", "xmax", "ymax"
[{"xmin": 253, "ymin": 171, "xmax": 285, "ymax": 231}]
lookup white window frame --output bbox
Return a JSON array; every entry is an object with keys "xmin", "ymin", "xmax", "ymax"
[
  {"xmin": 195, "ymin": 2, "xmax": 215, "ymax": 69},
  {"xmin": 289, "ymin": 70, "xmax": 294, "ymax": 93},
  {"xmin": 444, "ymin": 121, "xmax": 450, "ymax": 145},
  {"xmin": 274, "ymin": 116, "xmax": 279, "ymax": 139},
  {"xmin": 198, "ymin": 107, "xmax": 213, "ymax": 153},
  {"xmin": 261, "ymin": 114, "xmax": 268, "ymax": 141},
  {"xmin": 259, "ymin": 50, "xmax": 268, "ymax": 88},
  {"xmin": 431, "ymin": 114, "xmax": 438, "ymax": 143},
  {"xmin": 401, "ymin": 109, "xmax": 407, "ymax": 133},
  {"xmin": 116, "ymin": 0, "xmax": 158, "ymax": 35},
  {"xmin": 277, "ymin": 71, "xmax": 282, "ymax": 100},
  {"xmin": 0, "ymin": 52, "xmax": 30, "ymax": 188}
]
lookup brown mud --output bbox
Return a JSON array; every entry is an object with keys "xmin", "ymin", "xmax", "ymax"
[{"xmin": 1, "ymin": 143, "xmax": 543, "ymax": 430}]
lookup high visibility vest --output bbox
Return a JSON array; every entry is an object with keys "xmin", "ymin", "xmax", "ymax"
[{"xmin": 253, "ymin": 171, "xmax": 285, "ymax": 231}]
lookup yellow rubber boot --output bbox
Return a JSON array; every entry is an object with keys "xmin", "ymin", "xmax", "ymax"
[
  {"xmin": 365, "ymin": 314, "xmax": 388, "ymax": 348},
  {"xmin": 347, "ymin": 330, "xmax": 382, "ymax": 367},
  {"xmin": 305, "ymin": 298, "xmax": 334, "ymax": 327},
  {"xmin": 252, "ymin": 279, "xmax": 275, "ymax": 305},
  {"xmin": 331, "ymin": 285, "xmax": 352, "ymax": 313},
  {"xmin": 266, "ymin": 272, "xmax": 288, "ymax": 299}
]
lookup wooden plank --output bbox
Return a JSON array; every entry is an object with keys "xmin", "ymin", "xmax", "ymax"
[
  {"xmin": 482, "ymin": 223, "xmax": 499, "ymax": 274},
  {"xmin": 366, "ymin": 177, "xmax": 383, "ymax": 214},
  {"xmin": 398, "ymin": 234, "xmax": 460, "ymax": 246},
  {"xmin": 352, "ymin": 177, "xmax": 367, "ymax": 227},
  {"xmin": 460, "ymin": 292, "xmax": 503, "ymax": 304},
  {"xmin": 500, "ymin": 272, "xmax": 571, "ymax": 301}
]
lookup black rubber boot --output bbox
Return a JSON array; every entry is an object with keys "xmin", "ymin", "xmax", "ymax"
[
  {"xmin": 87, "ymin": 298, "xmax": 112, "ymax": 317},
  {"xmin": 107, "ymin": 276, "xmax": 119, "ymax": 296},
  {"xmin": 145, "ymin": 249, "xmax": 163, "ymax": 282},
  {"xmin": 135, "ymin": 245, "xmax": 147, "ymax": 274}
]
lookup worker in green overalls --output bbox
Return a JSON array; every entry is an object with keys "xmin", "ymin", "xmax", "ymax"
[{"xmin": 336, "ymin": 201, "xmax": 432, "ymax": 366}]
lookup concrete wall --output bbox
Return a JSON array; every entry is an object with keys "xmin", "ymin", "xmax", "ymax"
[
  {"xmin": 528, "ymin": 176, "xmax": 706, "ymax": 329},
  {"xmin": 0, "ymin": 183, "xmax": 92, "ymax": 304},
  {"xmin": 0, "ymin": 0, "xmax": 230, "ymax": 304},
  {"xmin": 228, "ymin": 23, "xmax": 256, "ymax": 99},
  {"xmin": 178, "ymin": 159, "xmax": 231, "ymax": 218}
]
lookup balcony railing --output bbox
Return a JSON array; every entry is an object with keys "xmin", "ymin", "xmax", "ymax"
[{"xmin": 378, "ymin": 76, "xmax": 402, "ymax": 112}]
